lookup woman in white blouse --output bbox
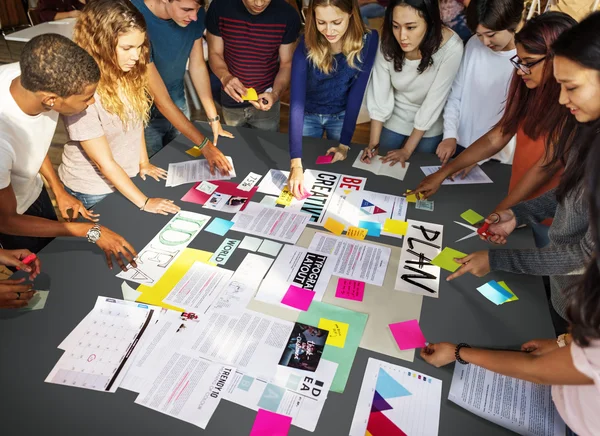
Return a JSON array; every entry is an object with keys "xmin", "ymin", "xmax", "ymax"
[{"xmin": 361, "ymin": 0, "xmax": 463, "ymax": 168}]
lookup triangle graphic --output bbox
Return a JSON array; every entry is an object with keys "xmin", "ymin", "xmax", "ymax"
[
  {"xmin": 360, "ymin": 206, "xmax": 374, "ymax": 215},
  {"xmin": 372, "ymin": 206, "xmax": 387, "ymax": 214},
  {"xmin": 344, "ymin": 189, "xmax": 352, "ymax": 195},
  {"xmin": 361, "ymin": 199, "xmax": 375, "ymax": 208},
  {"xmin": 376, "ymin": 368, "xmax": 412, "ymax": 399},
  {"xmin": 366, "ymin": 431, "xmax": 374, "ymax": 436},
  {"xmin": 371, "ymin": 390, "xmax": 393, "ymax": 413},
  {"xmin": 367, "ymin": 411, "xmax": 408, "ymax": 436}
]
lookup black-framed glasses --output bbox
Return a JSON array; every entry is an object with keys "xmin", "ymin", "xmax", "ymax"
[{"xmin": 510, "ymin": 55, "xmax": 546, "ymax": 75}]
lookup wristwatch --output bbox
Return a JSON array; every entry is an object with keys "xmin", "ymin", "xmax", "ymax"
[
  {"xmin": 86, "ymin": 224, "xmax": 101, "ymax": 244},
  {"xmin": 207, "ymin": 115, "xmax": 220, "ymax": 125},
  {"xmin": 557, "ymin": 333, "xmax": 568, "ymax": 348}
]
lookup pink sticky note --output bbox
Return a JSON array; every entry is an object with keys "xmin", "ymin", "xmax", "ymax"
[
  {"xmin": 281, "ymin": 285, "xmax": 315, "ymax": 311},
  {"xmin": 250, "ymin": 409, "xmax": 292, "ymax": 436},
  {"xmin": 335, "ymin": 278, "xmax": 365, "ymax": 302},
  {"xmin": 298, "ymin": 189, "xmax": 312, "ymax": 200},
  {"xmin": 316, "ymin": 154, "xmax": 333, "ymax": 164},
  {"xmin": 389, "ymin": 319, "xmax": 427, "ymax": 350}
]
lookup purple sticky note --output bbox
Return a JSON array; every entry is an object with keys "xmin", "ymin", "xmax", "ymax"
[
  {"xmin": 281, "ymin": 285, "xmax": 315, "ymax": 311},
  {"xmin": 316, "ymin": 155, "xmax": 333, "ymax": 164},
  {"xmin": 335, "ymin": 278, "xmax": 365, "ymax": 302},
  {"xmin": 389, "ymin": 319, "xmax": 427, "ymax": 350},
  {"xmin": 250, "ymin": 409, "xmax": 292, "ymax": 436}
]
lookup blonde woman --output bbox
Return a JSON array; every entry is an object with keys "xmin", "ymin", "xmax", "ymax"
[
  {"xmin": 287, "ymin": 0, "xmax": 379, "ymax": 198},
  {"xmin": 58, "ymin": 0, "xmax": 180, "ymax": 215}
]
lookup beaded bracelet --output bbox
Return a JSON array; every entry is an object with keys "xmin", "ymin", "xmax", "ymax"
[
  {"xmin": 455, "ymin": 343, "xmax": 471, "ymax": 365},
  {"xmin": 197, "ymin": 137, "xmax": 209, "ymax": 151}
]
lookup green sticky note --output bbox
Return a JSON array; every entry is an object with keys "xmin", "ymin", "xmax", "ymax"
[
  {"xmin": 431, "ymin": 247, "xmax": 467, "ymax": 272},
  {"xmin": 498, "ymin": 281, "xmax": 519, "ymax": 302},
  {"xmin": 297, "ymin": 302, "xmax": 368, "ymax": 394},
  {"xmin": 19, "ymin": 290, "xmax": 49, "ymax": 311},
  {"xmin": 461, "ymin": 209, "xmax": 485, "ymax": 225}
]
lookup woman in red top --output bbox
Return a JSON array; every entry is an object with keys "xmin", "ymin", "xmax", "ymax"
[{"xmin": 413, "ymin": 12, "xmax": 577, "ymax": 247}]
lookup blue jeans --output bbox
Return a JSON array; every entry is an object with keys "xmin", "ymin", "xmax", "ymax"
[
  {"xmin": 303, "ymin": 111, "xmax": 345, "ymax": 141},
  {"xmin": 145, "ymin": 99, "xmax": 190, "ymax": 158},
  {"xmin": 64, "ymin": 186, "xmax": 109, "ymax": 210},
  {"xmin": 360, "ymin": 3, "xmax": 385, "ymax": 24},
  {"xmin": 379, "ymin": 127, "xmax": 443, "ymax": 153}
]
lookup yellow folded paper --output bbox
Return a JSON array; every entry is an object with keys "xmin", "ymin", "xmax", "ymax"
[
  {"xmin": 324, "ymin": 217, "xmax": 345, "ymax": 236},
  {"xmin": 242, "ymin": 88, "xmax": 258, "ymax": 101},
  {"xmin": 186, "ymin": 146, "xmax": 203, "ymax": 157}
]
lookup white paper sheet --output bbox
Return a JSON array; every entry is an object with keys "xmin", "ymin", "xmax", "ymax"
[
  {"xmin": 420, "ymin": 165, "xmax": 493, "ymax": 185},
  {"xmin": 135, "ymin": 349, "xmax": 235, "ymax": 429},
  {"xmin": 117, "ymin": 211, "xmax": 210, "ymax": 286},
  {"xmin": 449, "ymin": 363, "xmax": 565, "ymax": 436},
  {"xmin": 237, "ymin": 172, "xmax": 262, "ymax": 191},
  {"xmin": 255, "ymin": 245, "xmax": 337, "ymax": 308},
  {"xmin": 259, "ymin": 196, "xmax": 278, "ymax": 207},
  {"xmin": 307, "ymin": 232, "xmax": 391, "ymax": 286},
  {"xmin": 394, "ymin": 219, "xmax": 443, "ymax": 297},
  {"xmin": 350, "ymin": 358, "xmax": 442, "ymax": 436},
  {"xmin": 166, "ymin": 157, "xmax": 236, "ymax": 187},
  {"xmin": 352, "ymin": 153, "xmax": 410, "ymax": 181},
  {"xmin": 257, "ymin": 239, "xmax": 282, "ymax": 257},
  {"xmin": 47, "ymin": 297, "xmax": 154, "ymax": 392},
  {"xmin": 122, "ymin": 281, "xmax": 142, "ymax": 301},
  {"xmin": 162, "ymin": 262, "xmax": 233, "ymax": 313},
  {"xmin": 240, "ymin": 236, "xmax": 263, "ymax": 252},
  {"xmin": 231, "ymin": 202, "xmax": 311, "ymax": 244},
  {"xmin": 257, "ymin": 169, "xmax": 290, "ymax": 195}
]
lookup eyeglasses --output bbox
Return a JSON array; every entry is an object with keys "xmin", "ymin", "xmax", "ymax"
[{"xmin": 510, "ymin": 55, "xmax": 546, "ymax": 75}]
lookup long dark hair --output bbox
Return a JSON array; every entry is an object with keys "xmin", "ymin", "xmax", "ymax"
[
  {"xmin": 549, "ymin": 11, "xmax": 600, "ymax": 204},
  {"xmin": 465, "ymin": 0, "xmax": 524, "ymax": 32},
  {"xmin": 380, "ymin": 0, "xmax": 442, "ymax": 74},
  {"xmin": 497, "ymin": 12, "xmax": 576, "ymax": 144}
]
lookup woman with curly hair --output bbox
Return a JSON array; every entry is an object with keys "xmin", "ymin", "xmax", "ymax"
[
  {"xmin": 361, "ymin": 0, "xmax": 463, "ymax": 168},
  {"xmin": 58, "ymin": 0, "xmax": 180, "ymax": 215}
]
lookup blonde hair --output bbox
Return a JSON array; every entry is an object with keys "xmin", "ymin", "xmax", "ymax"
[
  {"xmin": 74, "ymin": 0, "xmax": 152, "ymax": 127},
  {"xmin": 305, "ymin": 0, "xmax": 368, "ymax": 74}
]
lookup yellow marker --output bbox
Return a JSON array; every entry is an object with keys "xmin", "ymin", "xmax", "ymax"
[
  {"xmin": 383, "ymin": 219, "xmax": 408, "ymax": 236},
  {"xmin": 276, "ymin": 186, "xmax": 294, "ymax": 206},
  {"xmin": 346, "ymin": 226, "xmax": 368, "ymax": 240},
  {"xmin": 242, "ymin": 88, "xmax": 258, "ymax": 101},
  {"xmin": 324, "ymin": 217, "xmax": 345, "ymax": 236},
  {"xmin": 318, "ymin": 318, "xmax": 349, "ymax": 348}
]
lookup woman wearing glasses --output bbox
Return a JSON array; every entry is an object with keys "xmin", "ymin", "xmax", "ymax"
[{"xmin": 412, "ymin": 12, "xmax": 576, "ymax": 247}]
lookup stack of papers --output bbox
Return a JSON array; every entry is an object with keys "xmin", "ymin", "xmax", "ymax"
[
  {"xmin": 166, "ymin": 157, "xmax": 236, "ymax": 187},
  {"xmin": 352, "ymin": 153, "xmax": 410, "ymax": 181}
]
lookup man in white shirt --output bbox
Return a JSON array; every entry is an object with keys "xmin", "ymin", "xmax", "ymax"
[
  {"xmin": 0, "ymin": 34, "xmax": 137, "ymax": 271},
  {"xmin": 437, "ymin": 0, "xmax": 524, "ymax": 171}
]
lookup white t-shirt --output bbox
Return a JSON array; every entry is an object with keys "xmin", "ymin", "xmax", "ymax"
[
  {"xmin": 442, "ymin": 36, "xmax": 516, "ymax": 163},
  {"xmin": 0, "ymin": 63, "xmax": 58, "ymax": 214}
]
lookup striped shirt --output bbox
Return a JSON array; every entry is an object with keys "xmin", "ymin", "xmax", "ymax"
[{"xmin": 206, "ymin": 0, "xmax": 301, "ymax": 108}]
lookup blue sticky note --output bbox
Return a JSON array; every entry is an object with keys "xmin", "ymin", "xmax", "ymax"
[
  {"xmin": 477, "ymin": 280, "xmax": 512, "ymax": 305},
  {"xmin": 358, "ymin": 220, "xmax": 382, "ymax": 237},
  {"xmin": 204, "ymin": 217, "xmax": 234, "ymax": 236}
]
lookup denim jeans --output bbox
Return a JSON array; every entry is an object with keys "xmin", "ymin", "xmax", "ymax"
[
  {"xmin": 145, "ymin": 99, "xmax": 190, "ymax": 158},
  {"xmin": 64, "ymin": 186, "xmax": 109, "ymax": 210},
  {"xmin": 379, "ymin": 127, "xmax": 443, "ymax": 153},
  {"xmin": 303, "ymin": 111, "xmax": 345, "ymax": 141},
  {"xmin": 360, "ymin": 3, "xmax": 386, "ymax": 24},
  {"xmin": 0, "ymin": 187, "xmax": 57, "ymax": 253},
  {"xmin": 222, "ymin": 101, "xmax": 281, "ymax": 132}
]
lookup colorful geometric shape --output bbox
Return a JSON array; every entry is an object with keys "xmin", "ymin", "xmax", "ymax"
[
  {"xmin": 371, "ymin": 390, "xmax": 393, "ymax": 413},
  {"xmin": 372, "ymin": 206, "xmax": 386, "ymax": 214},
  {"xmin": 367, "ymin": 411, "xmax": 408, "ymax": 436},
  {"xmin": 361, "ymin": 199, "xmax": 375, "ymax": 208},
  {"xmin": 376, "ymin": 368, "xmax": 412, "ymax": 399}
]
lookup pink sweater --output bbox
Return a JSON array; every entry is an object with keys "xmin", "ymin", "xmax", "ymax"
[{"xmin": 552, "ymin": 340, "xmax": 600, "ymax": 436}]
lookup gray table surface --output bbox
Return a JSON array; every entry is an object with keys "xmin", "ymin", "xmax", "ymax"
[
  {"xmin": 0, "ymin": 125, "xmax": 555, "ymax": 435},
  {"xmin": 4, "ymin": 18, "xmax": 76, "ymax": 42}
]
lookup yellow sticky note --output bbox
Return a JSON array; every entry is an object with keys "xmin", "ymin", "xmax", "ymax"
[
  {"xmin": 318, "ymin": 318, "xmax": 349, "ymax": 348},
  {"xmin": 405, "ymin": 190, "xmax": 420, "ymax": 203},
  {"xmin": 276, "ymin": 187, "xmax": 294, "ymax": 206},
  {"xmin": 346, "ymin": 226, "xmax": 368, "ymax": 240},
  {"xmin": 498, "ymin": 281, "xmax": 519, "ymax": 302},
  {"xmin": 136, "ymin": 248, "xmax": 215, "ymax": 311},
  {"xmin": 324, "ymin": 217, "xmax": 345, "ymax": 236},
  {"xmin": 242, "ymin": 88, "xmax": 258, "ymax": 101},
  {"xmin": 383, "ymin": 219, "xmax": 408, "ymax": 236},
  {"xmin": 186, "ymin": 146, "xmax": 203, "ymax": 157},
  {"xmin": 461, "ymin": 209, "xmax": 485, "ymax": 225}
]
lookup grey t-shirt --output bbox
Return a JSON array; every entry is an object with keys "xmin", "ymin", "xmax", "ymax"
[{"xmin": 59, "ymin": 93, "xmax": 142, "ymax": 195}]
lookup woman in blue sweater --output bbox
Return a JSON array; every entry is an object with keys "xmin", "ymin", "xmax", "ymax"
[{"xmin": 287, "ymin": 0, "xmax": 378, "ymax": 198}]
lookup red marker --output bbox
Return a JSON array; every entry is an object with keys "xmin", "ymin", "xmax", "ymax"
[{"xmin": 16, "ymin": 253, "xmax": 37, "ymax": 270}]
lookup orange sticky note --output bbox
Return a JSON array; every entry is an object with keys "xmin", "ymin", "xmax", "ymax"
[
  {"xmin": 383, "ymin": 219, "xmax": 408, "ymax": 236},
  {"xmin": 346, "ymin": 226, "xmax": 368, "ymax": 240},
  {"xmin": 242, "ymin": 88, "xmax": 258, "ymax": 101},
  {"xmin": 276, "ymin": 187, "xmax": 294, "ymax": 206},
  {"xmin": 186, "ymin": 146, "xmax": 203, "ymax": 157},
  {"xmin": 324, "ymin": 217, "xmax": 345, "ymax": 235}
]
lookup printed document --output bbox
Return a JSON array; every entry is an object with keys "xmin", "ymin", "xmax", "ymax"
[
  {"xmin": 420, "ymin": 165, "xmax": 493, "ymax": 185},
  {"xmin": 166, "ymin": 157, "xmax": 235, "ymax": 187}
]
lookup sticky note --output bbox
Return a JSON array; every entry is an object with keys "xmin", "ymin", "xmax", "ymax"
[
  {"xmin": 186, "ymin": 146, "xmax": 203, "ymax": 157},
  {"xmin": 276, "ymin": 187, "xmax": 294, "ymax": 206},
  {"xmin": 318, "ymin": 318, "xmax": 349, "ymax": 348},
  {"xmin": 335, "ymin": 278, "xmax": 365, "ymax": 302},
  {"xmin": 383, "ymin": 219, "xmax": 408, "ymax": 236},
  {"xmin": 389, "ymin": 319, "xmax": 427, "ymax": 350},
  {"xmin": 249, "ymin": 409, "xmax": 292, "ymax": 436},
  {"xmin": 204, "ymin": 217, "xmax": 234, "ymax": 236},
  {"xmin": 461, "ymin": 209, "xmax": 485, "ymax": 225},
  {"xmin": 281, "ymin": 285, "xmax": 315, "ymax": 311},
  {"xmin": 260, "ymin": 196, "xmax": 278, "ymax": 207},
  {"xmin": 209, "ymin": 238, "xmax": 240, "ymax": 265},
  {"xmin": 324, "ymin": 217, "xmax": 345, "ymax": 235},
  {"xmin": 406, "ymin": 193, "xmax": 418, "ymax": 203},
  {"xmin": 20, "ymin": 290, "xmax": 49, "ymax": 311},
  {"xmin": 240, "ymin": 236, "xmax": 263, "ymax": 252},
  {"xmin": 498, "ymin": 281, "xmax": 519, "ymax": 302},
  {"xmin": 298, "ymin": 189, "xmax": 312, "ymax": 200},
  {"xmin": 196, "ymin": 181, "xmax": 217, "ymax": 195},
  {"xmin": 316, "ymin": 155, "xmax": 333, "ymax": 165},
  {"xmin": 477, "ymin": 280, "xmax": 514, "ymax": 305},
  {"xmin": 258, "ymin": 239, "xmax": 282, "ymax": 257},
  {"xmin": 358, "ymin": 220, "xmax": 381, "ymax": 237},
  {"xmin": 121, "ymin": 282, "xmax": 141, "ymax": 302},
  {"xmin": 346, "ymin": 226, "xmax": 368, "ymax": 240},
  {"xmin": 431, "ymin": 247, "xmax": 467, "ymax": 272},
  {"xmin": 243, "ymin": 88, "xmax": 258, "ymax": 101}
]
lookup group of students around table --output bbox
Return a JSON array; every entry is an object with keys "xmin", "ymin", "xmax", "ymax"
[{"xmin": 0, "ymin": 0, "xmax": 599, "ymax": 433}]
